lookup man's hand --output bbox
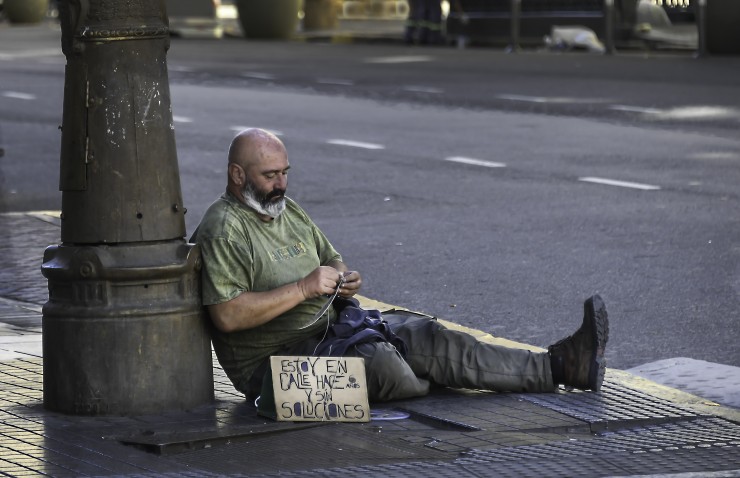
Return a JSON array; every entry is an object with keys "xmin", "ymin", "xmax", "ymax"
[
  {"xmin": 338, "ymin": 270, "xmax": 362, "ymax": 298},
  {"xmin": 297, "ymin": 266, "xmax": 346, "ymax": 300}
]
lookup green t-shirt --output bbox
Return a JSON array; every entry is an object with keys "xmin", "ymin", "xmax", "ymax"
[{"xmin": 193, "ymin": 192, "xmax": 342, "ymax": 394}]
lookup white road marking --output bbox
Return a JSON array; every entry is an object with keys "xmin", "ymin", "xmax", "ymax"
[
  {"xmin": 0, "ymin": 48, "xmax": 61, "ymax": 60},
  {"xmin": 316, "ymin": 78, "xmax": 355, "ymax": 86},
  {"xmin": 496, "ymin": 94, "xmax": 548, "ymax": 103},
  {"xmin": 37, "ymin": 58, "xmax": 66, "ymax": 66},
  {"xmin": 242, "ymin": 72, "xmax": 276, "ymax": 80},
  {"xmin": 445, "ymin": 156, "xmax": 506, "ymax": 168},
  {"xmin": 327, "ymin": 139, "xmax": 385, "ymax": 150},
  {"xmin": 403, "ymin": 86, "xmax": 444, "ymax": 94},
  {"xmin": 687, "ymin": 151, "xmax": 739, "ymax": 161},
  {"xmin": 658, "ymin": 106, "xmax": 739, "ymax": 120},
  {"xmin": 229, "ymin": 126, "xmax": 284, "ymax": 136},
  {"xmin": 364, "ymin": 55, "xmax": 433, "ymax": 64},
  {"xmin": 579, "ymin": 177, "xmax": 661, "ymax": 191},
  {"xmin": 172, "ymin": 116, "xmax": 193, "ymax": 123},
  {"xmin": 495, "ymin": 100, "xmax": 736, "ymax": 120},
  {"xmin": 610, "ymin": 105, "xmax": 662, "ymax": 114},
  {"xmin": 2, "ymin": 91, "xmax": 36, "ymax": 100},
  {"xmin": 497, "ymin": 94, "xmax": 610, "ymax": 104},
  {"xmin": 169, "ymin": 65, "xmax": 195, "ymax": 73}
]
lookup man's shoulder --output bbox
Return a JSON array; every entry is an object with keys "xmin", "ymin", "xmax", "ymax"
[
  {"xmin": 284, "ymin": 197, "xmax": 313, "ymax": 222},
  {"xmin": 194, "ymin": 193, "xmax": 251, "ymax": 242}
]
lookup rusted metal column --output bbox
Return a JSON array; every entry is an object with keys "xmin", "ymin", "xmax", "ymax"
[{"xmin": 42, "ymin": 0, "xmax": 214, "ymax": 415}]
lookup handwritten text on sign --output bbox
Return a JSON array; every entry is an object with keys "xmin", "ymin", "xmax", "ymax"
[{"xmin": 270, "ymin": 356, "xmax": 370, "ymax": 422}]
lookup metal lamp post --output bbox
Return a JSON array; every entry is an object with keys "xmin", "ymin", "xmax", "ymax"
[{"xmin": 42, "ymin": 0, "xmax": 214, "ymax": 415}]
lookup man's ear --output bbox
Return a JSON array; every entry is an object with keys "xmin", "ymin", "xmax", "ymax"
[{"xmin": 228, "ymin": 163, "xmax": 244, "ymax": 186}]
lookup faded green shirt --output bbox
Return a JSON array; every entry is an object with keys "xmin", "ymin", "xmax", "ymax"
[{"xmin": 192, "ymin": 192, "xmax": 342, "ymax": 394}]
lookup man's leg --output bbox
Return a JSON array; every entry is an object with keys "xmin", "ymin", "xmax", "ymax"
[
  {"xmin": 385, "ymin": 311, "xmax": 556, "ymax": 393},
  {"xmin": 384, "ymin": 295, "xmax": 609, "ymax": 393}
]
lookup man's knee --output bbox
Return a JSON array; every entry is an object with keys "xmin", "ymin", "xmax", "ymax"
[
  {"xmin": 384, "ymin": 310, "xmax": 444, "ymax": 345},
  {"xmin": 351, "ymin": 342, "xmax": 429, "ymax": 401}
]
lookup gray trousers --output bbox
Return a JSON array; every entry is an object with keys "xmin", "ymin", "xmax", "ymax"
[
  {"xmin": 350, "ymin": 311, "xmax": 556, "ymax": 401},
  {"xmin": 276, "ymin": 310, "xmax": 555, "ymax": 402}
]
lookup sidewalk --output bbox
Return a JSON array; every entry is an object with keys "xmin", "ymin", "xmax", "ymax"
[{"xmin": 1, "ymin": 211, "xmax": 739, "ymax": 477}]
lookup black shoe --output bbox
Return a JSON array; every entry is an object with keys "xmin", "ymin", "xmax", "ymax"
[{"xmin": 548, "ymin": 295, "xmax": 609, "ymax": 391}]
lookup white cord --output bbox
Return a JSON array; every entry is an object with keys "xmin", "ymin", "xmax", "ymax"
[
  {"xmin": 311, "ymin": 275, "xmax": 345, "ymax": 355},
  {"xmin": 312, "ymin": 305, "xmax": 332, "ymax": 356}
]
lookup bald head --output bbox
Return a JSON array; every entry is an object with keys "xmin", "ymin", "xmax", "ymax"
[{"xmin": 228, "ymin": 128, "xmax": 286, "ymax": 173}]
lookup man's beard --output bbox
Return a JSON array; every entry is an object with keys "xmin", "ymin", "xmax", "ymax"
[{"xmin": 241, "ymin": 180, "xmax": 286, "ymax": 218}]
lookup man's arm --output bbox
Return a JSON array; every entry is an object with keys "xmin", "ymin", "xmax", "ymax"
[{"xmin": 208, "ymin": 264, "xmax": 353, "ymax": 333}]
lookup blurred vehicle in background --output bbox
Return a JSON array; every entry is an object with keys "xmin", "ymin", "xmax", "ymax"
[
  {"xmin": 167, "ymin": 0, "xmax": 241, "ymax": 38},
  {"xmin": 445, "ymin": 0, "xmax": 639, "ymax": 48},
  {"xmin": 655, "ymin": 0, "xmax": 694, "ymax": 23},
  {"xmin": 444, "ymin": 0, "xmax": 738, "ymax": 54}
]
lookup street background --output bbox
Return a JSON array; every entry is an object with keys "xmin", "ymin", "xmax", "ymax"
[
  {"xmin": 1, "ymin": 20, "xmax": 738, "ymax": 405},
  {"xmin": 0, "ymin": 12, "xmax": 740, "ymax": 477}
]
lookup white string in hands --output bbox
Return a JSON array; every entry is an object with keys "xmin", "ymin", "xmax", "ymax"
[
  {"xmin": 298, "ymin": 273, "xmax": 345, "ymax": 330},
  {"xmin": 311, "ymin": 274, "xmax": 346, "ymax": 355}
]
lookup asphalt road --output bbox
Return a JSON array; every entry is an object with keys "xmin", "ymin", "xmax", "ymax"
[{"xmin": 1, "ymin": 24, "xmax": 738, "ymax": 372}]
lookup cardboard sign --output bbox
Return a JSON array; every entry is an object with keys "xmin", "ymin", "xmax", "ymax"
[{"xmin": 269, "ymin": 356, "xmax": 370, "ymax": 422}]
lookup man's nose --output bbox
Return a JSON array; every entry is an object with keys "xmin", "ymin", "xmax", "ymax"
[{"xmin": 276, "ymin": 174, "xmax": 287, "ymax": 190}]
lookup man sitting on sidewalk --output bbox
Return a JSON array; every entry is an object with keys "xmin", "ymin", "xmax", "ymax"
[{"xmin": 191, "ymin": 128, "xmax": 609, "ymax": 402}]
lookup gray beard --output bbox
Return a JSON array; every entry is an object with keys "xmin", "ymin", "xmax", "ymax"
[{"xmin": 241, "ymin": 182, "xmax": 286, "ymax": 219}]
